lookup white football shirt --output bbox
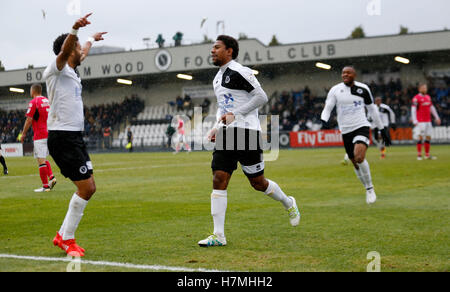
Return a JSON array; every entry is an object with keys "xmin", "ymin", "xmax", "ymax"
[
  {"xmin": 321, "ymin": 81, "xmax": 378, "ymax": 134},
  {"xmin": 213, "ymin": 60, "xmax": 262, "ymax": 131},
  {"xmin": 43, "ymin": 59, "xmax": 84, "ymax": 131},
  {"xmin": 368, "ymin": 103, "xmax": 396, "ymax": 129}
]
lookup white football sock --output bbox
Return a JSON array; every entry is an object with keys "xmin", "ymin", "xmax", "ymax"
[
  {"xmin": 264, "ymin": 179, "xmax": 293, "ymax": 210},
  {"xmin": 211, "ymin": 189, "xmax": 227, "ymax": 238},
  {"xmin": 354, "ymin": 160, "xmax": 374, "ymax": 190},
  {"xmin": 58, "ymin": 213, "xmax": 68, "ymax": 236},
  {"xmin": 62, "ymin": 193, "xmax": 88, "ymax": 241}
]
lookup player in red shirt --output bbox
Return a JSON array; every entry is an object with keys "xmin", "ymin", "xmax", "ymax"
[
  {"xmin": 174, "ymin": 115, "xmax": 191, "ymax": 153},
  {"xmin": 20, "ymin": 84, "xmax": 57, "ymax": 192},
  {"xmin": 411, "ymin": 84, "xmax": 441, "ymax": 160}
]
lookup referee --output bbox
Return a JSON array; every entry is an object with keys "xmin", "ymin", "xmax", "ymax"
[{"xmin": 43, "ymin": 13, "xmax": 106, "ymax": 257}]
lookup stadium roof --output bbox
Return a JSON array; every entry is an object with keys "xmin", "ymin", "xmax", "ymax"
[{"xmin": 1, "ymin": 30, "xmax": 450, "ymax": 87}]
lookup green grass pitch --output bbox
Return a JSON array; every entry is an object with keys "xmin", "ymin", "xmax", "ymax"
[{"xmin": 0, "ymin": 145, "xmax": 449, "ymax": 272}]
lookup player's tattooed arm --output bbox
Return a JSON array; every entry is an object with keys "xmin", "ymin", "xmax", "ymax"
[{"xmin": 57, "ymin": 13, "xmax": 92, "ymax": 70}]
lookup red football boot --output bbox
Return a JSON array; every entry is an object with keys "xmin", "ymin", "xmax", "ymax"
[
  {"xmin": 60, "ymin": 239, "xmax": 85, "ymax": 257},
  {"xmin": 53, "ymin": 232, "xmax": 85, "ymax": 254}
]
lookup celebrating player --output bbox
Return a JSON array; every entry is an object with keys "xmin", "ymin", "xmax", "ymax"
[
  {"xmin": 411, "ymin": 84, "xmax": 441, "ymax": 160},
  {"xmin": 20, "ymin": 83, "xmax": 56, "ymax": 192},
  {"xmin": 173, "ymin": 115, "xmax": 191, "ymax": 153},
  {"xmin": 370, "ymin": 96, "xmax": 396, "ymax": 159},
  {"xmin": 321, "ymin": 66, "xmax": 391, "ymax": 204},
  {"xmin": 198, "ymin": 35, "xmax": 300, "ymax": 247},
  {"xmin": 43, "ymin": 13, "xmax": 106, "ymax": 257}
]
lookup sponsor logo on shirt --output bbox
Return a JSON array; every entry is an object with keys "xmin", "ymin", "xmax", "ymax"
[{"xmin": 224, "ymin": 93, "xmax": 234, "ymax": 104}]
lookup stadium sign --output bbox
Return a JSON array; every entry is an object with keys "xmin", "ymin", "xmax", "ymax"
[
  {"xmin": 290, "ymin": 130, "xmax": 344, "ymax": 147},
  {"xmin": 154, "ymin": 50, "xmax": 172, "ymax": 71},
  {"xmin": 0, "ymin": 143, "xmax": 23, "ymax": 157},
  {"xmin": 1, "ymin": 31, "xmax": 450, "ymax": 87}
]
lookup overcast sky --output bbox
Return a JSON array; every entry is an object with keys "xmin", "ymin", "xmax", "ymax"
[{"xmin": 1, "ymin": 0, "xmax": 449, "ymax": 70}]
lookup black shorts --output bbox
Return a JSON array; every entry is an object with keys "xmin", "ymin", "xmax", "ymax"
[
  {"xmin": 211, "ymin": 127, "xmax": 264, "ymax": 178},
  {"xmin": 48, "ymin": 131, "xmax": 93, "ymax": 181},
  {"xmin": 342, "ymin": 127, "xmax": 370, "ymax": 159}
]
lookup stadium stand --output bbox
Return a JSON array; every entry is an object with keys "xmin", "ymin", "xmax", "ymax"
[
  {"xmin": 1, "ymin": 76, "xmax": 448, "ymax": 150},
  {"xmin": 83, "ymin": 94, "xmax": 145, "ymax": 149},
  {"xmin": 0, "ymin": 109, "xmax": 31, "ymax": 143},
  {"xmin": 266, "ymin": 79, "xmax": 450, "ymax": 132},
  {"xmin": 113, "ymin": 100, "xmax": 218, "ymax": 148}
]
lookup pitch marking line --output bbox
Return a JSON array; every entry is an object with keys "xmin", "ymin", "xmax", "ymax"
[{"xmin": 0, "ymin": 254, "xmax": 231, "ymax": 272}]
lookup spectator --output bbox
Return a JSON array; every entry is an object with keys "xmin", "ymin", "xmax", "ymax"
[
  {"xmin": 175, "ymin": 96, "xmax": 183, "ymax": 111},
  {"xmin": 183, "ymin": 95, "xmax": 192, "ymax": 110},
  {"xmin": 201, "ymin": 98, "xmax": 211, "ymax": 114}
]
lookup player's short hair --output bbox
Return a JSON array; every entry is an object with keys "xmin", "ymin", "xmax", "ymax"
[
  {"xmin": 31, "ymin": 83, "xmax": 42, "ymax": 94},
  {"xmin": 217, "ymin": 35, "xmax": 239, "ymax": 59},
  {"xmin": 343, "ymin": 65, "xmax": 356, "ymax": 71},
  {"xmin": 418, "ymin": 83, "xmax": 427, "ymax": 88},
  {"xmin": 53, "ymin": 33, "xmax": 78, "ymax": 55}
]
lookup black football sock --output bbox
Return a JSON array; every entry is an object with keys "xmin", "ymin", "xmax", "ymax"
[{"xmin": 0, "ymin": 156, "xmax": 7, "ymax": 170}]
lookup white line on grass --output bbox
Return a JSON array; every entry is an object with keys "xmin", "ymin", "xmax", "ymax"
[{"xmin": 0, "ymin": 254, "xmax": 230, "ymax": 272}]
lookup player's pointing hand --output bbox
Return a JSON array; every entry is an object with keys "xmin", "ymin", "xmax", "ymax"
[
  {"xmin": 73, "ymin": 13, "xmax": 92, "ymax": 30},
  {"xmin": 92, "ymin": 32, "xmax": 108, "ymax": 41}
]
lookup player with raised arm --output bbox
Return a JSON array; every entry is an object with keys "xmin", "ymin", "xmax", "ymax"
[
  {"xmin": 370, "ymin": 96, "xmax": 396, "ymax": 159},
  {"xmin": 198, "ymin": 35, "xmax": 300, "ymax": 247},
  {"xmin": 20, "ymin": 83, "xmax": 56, "ymax": 192},
  {"xmin": 43, "ymin": 13, "xmax": 106, "ymax": 257},
  {"xmin": 411, "ymin": 84, "xmax": 441, "ymax": 160},
  {"xmin": 321, "ymin": 66, "xmax": 391, "ymax": 204}
]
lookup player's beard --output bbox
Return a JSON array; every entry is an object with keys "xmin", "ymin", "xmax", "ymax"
[{"xmin": 213, "ymin": 57, "xmax": 223, "ymax": 67}]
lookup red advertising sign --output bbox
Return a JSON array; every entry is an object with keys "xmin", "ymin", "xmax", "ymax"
[{"xmin": 290, "ymin": 130, "xmax": 344, "ymax": 148}]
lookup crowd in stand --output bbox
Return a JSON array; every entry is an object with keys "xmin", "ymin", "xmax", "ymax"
[
  {"xmin": 0, "ymin": 109, "xmax": 30, "ymax": 143},
  {"xmin": 0, "ymin": 95, "xmax": 145, "ymax": 146},
  {"xmin": 267, "ymin": 78, "xmax": 450, "ymax": 132},
  {"xmin": 83, "ymin": 94, "xmax": 145, "ymax": 147},
  {"xmin": 1, "ymin": 80, "xmax": 449, "ymax": 146}
]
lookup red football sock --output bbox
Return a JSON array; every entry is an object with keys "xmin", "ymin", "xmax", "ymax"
[
  {"xmin": 424, "ymin": 141, "xmax": 430, "ymax": 157},
  {"xmin": 46, "ymin": 161, "xmax": 54, "ymax": 179},
  {"xmin": 416, "ymin": 142, "xmax": 422, "ymax": 156},
  {"xmin": 39, "ymin": 164, "xmax": 49, "ymax": 187}
]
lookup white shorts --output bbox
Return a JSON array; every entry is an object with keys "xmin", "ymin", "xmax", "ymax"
[
  {"xmin": 178, "ymin": 134, "xmax": 186, "ymax": 144},
  {"xmin": 413, "ymin": 122, "xmax": 433, "ymax": 140},
  {"xmin": 34, "ymin": 139, "xmax": 49, "ymax": 159}
]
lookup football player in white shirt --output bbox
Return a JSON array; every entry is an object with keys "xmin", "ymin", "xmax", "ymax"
[
  {"xmin": 321, "ymin": 66, "xmax": 391, "ymax": 204},
  {"xmin": 198, "ymin": 35, "xmax": 300, "ymax": 247},
  {"xmin": 369, "ymin": 97, "xmax": 396, "ymax": 159},
  {"xmin": 43, "ymin": 13, "xmax": 106, "ymax": 257}
]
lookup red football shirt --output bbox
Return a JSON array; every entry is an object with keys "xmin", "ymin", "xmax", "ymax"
[
  {"xmin": 177, "ymin": 119, "xmax": 185, "ymax": 135},
  {"xmin": 412, "ymin": 94, "xmax": 433, "ymax": 123},
  {"xmin": 26, "ymin": 96, "xmax": 50, "ymax": 140}
]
